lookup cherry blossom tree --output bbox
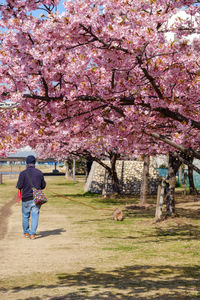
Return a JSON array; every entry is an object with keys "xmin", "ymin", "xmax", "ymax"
[
  {"xmin": 1, "ymin": 0, "xmax": 200, "ymax": 215},
  {"xmin": 0, "ymin": 0, "xmax": 199, "ymax": 149}
]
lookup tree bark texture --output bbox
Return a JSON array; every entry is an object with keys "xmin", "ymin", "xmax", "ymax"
[
  {"xmin": 183, "ymin": 172, "xmax": 188, "ymax": 196},
  {"xmin": 110, "ymin": 152, "xmax": 121, "ymax": 194},
  {"xmin": 140, "ymin": 155, "xmax": 150, "ymax": 205},
  {"xmin": 165, "ymin": 153, "xmax": 182, "ymax": 217},
  {"xmin": 85, "ymin": 157, "xmax": 94, "ymax": 180},
  {"xmin": 187, "ymin": 157, "xmax": 198, "ymax": 195},
  {"xmin": 178, "ymin": 165, "xmax": 183, "ymax": 187},
  {"xmin": 102, "ymin": 170, "xmax": 109, "ymax": 196},
  {"xmin": 155, "ymin": 179, "xmax": 165, "ymax": 221},
  {"xmin": 91, "ymin": 152, "xmax": 121, "ymax": 194},
  {"xmin": 65, "ymin": 159, "xmax": 73, "ymax": 178}
]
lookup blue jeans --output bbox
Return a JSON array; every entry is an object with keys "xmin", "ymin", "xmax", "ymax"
[{"xmin": 22, "ymin": 200, "xmax": 40, "ymax": 235}]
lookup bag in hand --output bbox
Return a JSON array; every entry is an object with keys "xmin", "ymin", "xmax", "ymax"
[{"xmin": 16, "ymin": 189, "xmax": 22, "ymax": 203}]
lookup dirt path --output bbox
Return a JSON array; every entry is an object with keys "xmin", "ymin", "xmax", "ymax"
[
  {"xmin": 0, "ymin": 197, "xmax": 104, "ymax": 299},
  {"xmin": 0, "ymin": 201, "xmax": 89, "ymax": 278},
  {"xmin": 0, "ymin": 196, "xmax": 16, "ymax": 240}
]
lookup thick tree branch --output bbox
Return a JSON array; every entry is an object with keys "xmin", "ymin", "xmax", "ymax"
[
  {"xmin": 119, "ymin": 95, "xmax": 200, "ymax": 130},
  {"xmin": 58, "ymin": 104, "xmax": 107, "ymax": 122},
  {"xmin": 23, "ymin": 94, "xmax": 63, "ymax": 101},
  {"xmin": 80, "ymin": 24, "xmax": 131, "ymax": 54},
  {"xmin": 173, "ymin": 151, "xmax": 200, "ymax": 175},
  {"xmin": 82, "ymin": 150, "xmax": 112, "ymax": 174},
  {"xmin": 147, "ymin": 132, "xmax": 200, "ymax": 160}
]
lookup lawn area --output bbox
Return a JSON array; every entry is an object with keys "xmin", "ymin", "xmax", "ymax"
[
  {"xmin": 0, "ymin": 178, "xmax": 17, "ymax": 208},
  {"xmin": 0, "ymin": 175, "xmax": 200, "ymax": 299}
]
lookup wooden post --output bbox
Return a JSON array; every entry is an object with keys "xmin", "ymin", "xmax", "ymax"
[
  {"xmin": 10, "ymin": 163, "xmax": 13, "ymax": 178},
  {"xmin": 0, "ymin": 173, "xmax": 2, "ymax": 184},
  {"xmin": 155, "ymin": 179, "xmax": 165, "ymax": 221}
]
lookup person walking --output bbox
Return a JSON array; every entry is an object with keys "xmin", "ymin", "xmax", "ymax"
[{"xmin": 17, "ymin": 155, "xmax": 46, "ymax": 239}]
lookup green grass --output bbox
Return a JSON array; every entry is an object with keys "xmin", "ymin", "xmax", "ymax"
[
  {"xmin": 1, "ymin": 175, "xmax": 200, "ymax": 299},
  {"xmin": 0, "ymin": 178, "xmax": 17, "ymax": 207}
]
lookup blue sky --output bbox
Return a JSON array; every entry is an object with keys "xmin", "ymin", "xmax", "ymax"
[{"xmin": 31, "ymin": 0, "xmax": 66, "ymax": 17}]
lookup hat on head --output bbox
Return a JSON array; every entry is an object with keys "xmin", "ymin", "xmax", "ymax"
[{"xmin": 26, "ymin": 155, "xmax": 36, "ymax": 165}]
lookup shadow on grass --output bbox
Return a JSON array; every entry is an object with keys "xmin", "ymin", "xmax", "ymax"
[
  {"xmin": 49, "ymin": 194, "xmax": 200, "ymax": 224},
  {"xmin": 176, "ymin": 207, "xmax": 200, "ymax": 220},
  {"xmin": 49, "ymin": 192, "xmax": 100, "ymax": 199},
  {"xmin": 124, "ymin": 223, "xmax": 200, "ymax": 245},
  {"xmin": 85, "ymin": 223, "xmax": 200, "ymax": 244},
  {"xmin": 56, "ymin": 182, "xmax": 79, "ymax": 186},
  {"xmin": 48, "ymin": 192, "xmax": 200, "ymax": 222},
  {"xmin": 125, "ymin": 208, "xmax": 155, "ymax": 219},
  {"xmin": 36, "ymin": 228, "xmax": 66, "ymax": 239},
  {"xmin": 154, "ymin": 223, "xmax": 200, "ymax": 241},
  {"xmin": 2, "ymin": 265, "xmax": 200, "ymax": 299}
]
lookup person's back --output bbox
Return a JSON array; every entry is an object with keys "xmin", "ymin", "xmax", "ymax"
[
  {"xmin": 17, "ymin": 165, "xmax": 46, "ymax": 201},
  {"xmin": 16, "ymin": 155, "xmax": 46, "ymax": 239}
]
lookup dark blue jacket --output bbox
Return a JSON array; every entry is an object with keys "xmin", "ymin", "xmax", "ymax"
[{"xmin": 17, "ymin": 166, "xmax": 46, "ymax": 201}]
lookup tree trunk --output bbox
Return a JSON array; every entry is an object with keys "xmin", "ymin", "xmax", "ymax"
[
  {"xmin": 155, "ymin": 179, "xmax": 165, "ymax": 221},
  {"xmin": 188, "ymin": 166, "xmax": 197, "ymax": 194},
  {"xmin": 140, "ymin": 155, "xmax": 150, "ymax": 205},
  {"xmin": 102, "ymin": 170, "xmax": 109, "ymax": 196},
  {"xmin": 85, "ymin": 152, "xmax": 121, "ymax": 195},
  {"xmin": 72, "ymin": 159, "xmax": 76, "ymax": 181},
  {"xmin": 178, "ymin": 164, "xmax": 183, "ymax": 187},
  {"xmin": 85, "ymin": 157, "xmax": 93, "ymax": 180},
  {"xmin": 183, "ymin": 172, "xmax": 188, "ymax": 196},
  {"xmin": 110, "ymin": 152, "xmax": 121, "ymax": 194},
  {"xmin": 65, "ymin": 159, "xmax": 73, "ymax": 179},
  {"xmin": 187, "ymin": 157, "xmax": 198, "ymax": 195},
  {"xmin": 165, "ymin": 153, "xmax": 182, "ymax": 217}
]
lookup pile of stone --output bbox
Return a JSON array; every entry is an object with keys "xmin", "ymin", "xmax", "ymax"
[{"xmin": 85, "ymin": 160, "xmax": 160, "ymax": 195}]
